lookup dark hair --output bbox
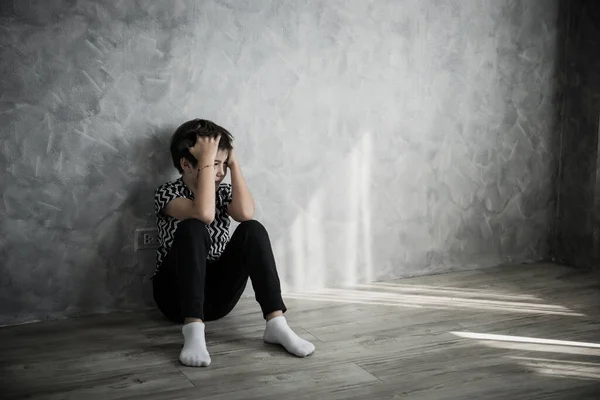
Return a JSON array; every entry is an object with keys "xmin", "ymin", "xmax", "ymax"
[{"xmin": 170, "ymin": 119, "xmax": 234, "ymax": 173}]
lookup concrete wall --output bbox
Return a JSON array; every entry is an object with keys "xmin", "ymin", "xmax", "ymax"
[
  {"xmin": 0, "ymin": 0, "xmax": 562, "ymax": 326},
  {"xmin": 554, "ymin": 0, "xmax": 600, "ymax": 268}
]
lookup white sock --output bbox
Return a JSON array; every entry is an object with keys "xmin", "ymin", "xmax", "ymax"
[
  {"xmin": 179, "ymin": 322, "xmax": 211, "ymax": 367},
  {"xmin": 263, "ymin": 316, "xmax": 315, "ymax": 357}
]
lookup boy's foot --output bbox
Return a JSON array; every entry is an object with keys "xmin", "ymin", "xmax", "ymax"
[
  {"xmin": 180, "ymin": 322, "xmax": 211, "ymax": 367},
  {"xmin": 263, "ymin": 316, "xmax": 315, "ymax": 357}
]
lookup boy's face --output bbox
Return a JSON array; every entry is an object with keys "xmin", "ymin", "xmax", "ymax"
[
  {"xmin": 213, "ymin": 149, "xmax": 229, "ymax": 186},
  {"xmin": 185, "ymin": 148, "xmax": 229, "ymax": 190}
]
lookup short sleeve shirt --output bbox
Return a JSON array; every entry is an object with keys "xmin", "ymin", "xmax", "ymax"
[{"xmin": 153, "ymin": 177, "xmax": 232, "ymax": 276}]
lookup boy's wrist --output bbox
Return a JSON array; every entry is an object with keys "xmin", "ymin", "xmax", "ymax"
[
  {"xmin": 198, "ymin": 156, "xmax": 215, "ymax": 166},
  {"xmin": 197, "ymin": 164, "xmax": 212, "ymax": 171}
]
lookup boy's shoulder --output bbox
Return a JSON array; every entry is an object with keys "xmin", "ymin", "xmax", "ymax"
[
  {"xmin": 156, "ymin": 177, "xmax": 183, "ymax": 191},
  {"xmin": 154, "ymin": 178, "xmax": 190, "ymax": 216},
  {"xmin": 155, "ymin": 177, "xmax": 188, "ymax": 199}
]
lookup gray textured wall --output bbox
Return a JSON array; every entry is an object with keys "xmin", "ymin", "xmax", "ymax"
[
  {"xmin": 0, "ymin": 0, "xmax": 562, "ymax": 326},
  {"xmin": 555, "ymin": 0, "xmax": 600, "ymax": 268}
]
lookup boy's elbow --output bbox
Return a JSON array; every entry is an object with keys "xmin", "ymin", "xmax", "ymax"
[
  {"xmin": 230, "ymin": 207, "xmax": 254, "ymax": 222},
  {"xmin": 200, "ymin": 216, "xmax": 215, "ymax": 225},
  {"xmin": 194, "ymin": 210, "xmax": 215, "ymax": 225},
  {"xmin": 239, "ymin": 211, "xmax": 254, "ymax": 222},
  {"xmin": 238, "ymin": 206, "xmax": 255, "ymax": 221}
]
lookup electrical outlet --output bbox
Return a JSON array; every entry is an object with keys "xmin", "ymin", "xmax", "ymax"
[{"xmin": 135, "ymin": 228, "xmax": 159, "ymax": 251}]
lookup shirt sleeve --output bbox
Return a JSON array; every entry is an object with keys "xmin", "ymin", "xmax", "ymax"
[{"xmin": 154, "ymin": 182, "xmax": 182, "ymax": 216}]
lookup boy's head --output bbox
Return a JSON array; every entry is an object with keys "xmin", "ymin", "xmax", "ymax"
[{"xmin": 170, "ymin": 119, "xmax": 234, "ymax": 174}]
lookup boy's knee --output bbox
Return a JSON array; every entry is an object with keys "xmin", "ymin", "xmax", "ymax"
[{"xmin": 239, "ymin": 220, "xmax": 267, "ymax": 235}]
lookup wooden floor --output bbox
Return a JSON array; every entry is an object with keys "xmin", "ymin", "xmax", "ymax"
[{"xmin": 2, "ymin": 263, "xmax": 600, "ymax": 400}]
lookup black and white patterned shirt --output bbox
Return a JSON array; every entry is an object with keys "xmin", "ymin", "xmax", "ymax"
[{"xmin": 153, "ymin": 177, "xmax": 233, "ymax": 277}]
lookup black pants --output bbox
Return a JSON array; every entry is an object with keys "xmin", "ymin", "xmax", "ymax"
[{"xmin": 152, "ymin": 219, "xmax": 287, "ymax": 323}]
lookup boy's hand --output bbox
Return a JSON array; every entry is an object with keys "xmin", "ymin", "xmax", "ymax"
[
  {"xmin": 227, "ymin": 147, "xmax": 239, "ymax": 169},
  {"xmin": 189, "ymin": 134, "xmax": 221, "ymax": 165}
]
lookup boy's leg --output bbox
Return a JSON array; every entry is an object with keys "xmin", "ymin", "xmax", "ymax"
[
  {"xmin": 205, "ymin": 220, "xmax": 314, "ymax": 357},
  {"xmin": 152, "ymin": 219, "xmax": 212, "ymax": 367},
  {"xmin": 153, "ymin": 219, "xmax": 210, "ymax": 321},
  {"xmin": 204, "ymin": 220, "xmax": 286, "ymax": 321}
]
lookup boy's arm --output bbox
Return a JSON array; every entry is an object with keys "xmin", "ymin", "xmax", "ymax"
[
  {"xmin": 162, "ymin": 135, "xmax": 220, "ymax": 224},
  {"xmin": 164, "ymin": 169, "xmax": 217, "ymax": 225},
  {"xmin": 227, "ymin": 149, "xmax": 255, "ymax": 222},
  {"xmin": 164, "ymin": 170, "xmax": 215, "ymax": 224}
]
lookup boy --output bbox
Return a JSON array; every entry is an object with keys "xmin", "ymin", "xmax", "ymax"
[{"xmin": 152, "ymin": 119, "xmax": 315, "ymax": 367}]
